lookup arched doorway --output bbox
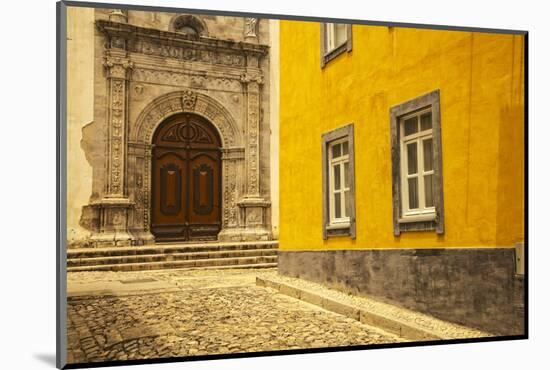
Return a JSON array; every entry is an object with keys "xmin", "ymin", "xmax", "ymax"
[{"xmin": 151, "ymin": 113, "xmax": 222, "ymax": 242}]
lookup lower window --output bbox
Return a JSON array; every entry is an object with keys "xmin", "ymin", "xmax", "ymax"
[
  {"xmin": 390, "ymin": 90, "xmax": 444, "ymax": 235},
  {"xmin": 322, "ymin": 124, "xmax": 356, "ymax": 238}
]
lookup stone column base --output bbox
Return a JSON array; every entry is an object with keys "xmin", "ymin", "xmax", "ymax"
[
  {"xmin": 219, "ymin": 197, "xmax": 271, "ymax": 241},
  {"xmin": 89, "ymin": 198, "xmax": 135, "ymax": 247},
  {"xmin": 129, "ymin": 230, "xmax": 156, "ymax": 246},
  {"xmin": 218, "ymin": 227, "xmax": 271, "ymax": 242}
]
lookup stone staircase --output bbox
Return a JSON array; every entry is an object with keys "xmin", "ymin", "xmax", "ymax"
[{"xmin": 67, "ymin": 241, "xmax": 278, "ymax": 272}]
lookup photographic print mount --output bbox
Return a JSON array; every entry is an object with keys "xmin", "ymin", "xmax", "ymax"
[{"xmin": 57, "ymin": 1, "xmax": 527, "ymax": 368}]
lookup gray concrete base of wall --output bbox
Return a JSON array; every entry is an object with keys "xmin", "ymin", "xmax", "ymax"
[
  {"xmin": 277, "ymin": 248, "xmax": 524, "ymax": 336},
  {"xmin": 256, "ymin": 271, "xmax": 492, "ymax": 341}
]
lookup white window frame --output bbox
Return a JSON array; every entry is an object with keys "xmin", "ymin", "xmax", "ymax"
[
  {"xmin": 399, "ymin": 108, "xmax": 436, "ymax": 221},
  {"xmin": 320, "ymin": 23, "xmax": 352, "ymax": 67},
  {"xmin": 328, "ymin": 138, "xmax": 351, "ymax": 226},
  {"xmin": 322, "ymin": 124, "xmax": 356, "ymax": 239},
  {"xmin": 325, "ymin": 23, "xmax": 347, "ymax": 53},
  {"xmin": 390, "ymin": 90, "xmax": 444, "ymax": 235}
]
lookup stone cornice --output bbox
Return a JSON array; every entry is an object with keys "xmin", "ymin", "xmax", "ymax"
[{"xmin": 96, "ymin": 20, "xmax": 269, "ymax": 56}]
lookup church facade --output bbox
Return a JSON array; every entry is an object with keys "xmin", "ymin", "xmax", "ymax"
[{"xmin": 67, "ymin": 8, "xmax": 279, "ymax": 247}]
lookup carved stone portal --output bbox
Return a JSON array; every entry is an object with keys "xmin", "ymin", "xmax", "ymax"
[{"xmin": 84, "ymin": 16, "xmax": 272, "ymax": 246}]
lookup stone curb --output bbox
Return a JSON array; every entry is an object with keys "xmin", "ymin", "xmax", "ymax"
[
  {"xmin": 256, "ymin": 275, "xmax": 489, "ymax": 341},
  {"xmin": 67, "ymin": 288, "xmax": 183, "ymax": 300}
]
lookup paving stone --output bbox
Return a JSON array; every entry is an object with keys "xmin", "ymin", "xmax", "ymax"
[
  {"xmin": 105, "ymin": 329, "xmax": 123, "ymax": 348},
  {"xmin": 66, "ymin": 268, "xmax": 402, "ymax": 364}
]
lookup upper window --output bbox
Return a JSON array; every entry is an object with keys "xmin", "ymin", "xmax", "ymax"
[
  {"xmin": 390, "ymin": 90, "xmax": 444, "ymax": 235},
  {"xmin": 322, "ymin": 124, "xmax": 356, "ymax": 239},
  {"xmin": 321, "ymin": 23, "xmax": 352, "ymax": 67},
  {"xmin": 329, "ymin": 139, "xmax": 351, "ymax": 225},
  {"xmin": 171, "ymin": 15, "xmax": 208, "ymax": 37},
  {"xmin": 176, "ymin": 25, "xmax": 198, "ymax": 36},
  {"xmin": 325, "ymin": 23, "xmax": 348, "ymax": 52}
]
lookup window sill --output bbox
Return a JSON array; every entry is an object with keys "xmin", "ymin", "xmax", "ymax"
[
  {"xmin": 397, "ymin": 218, "xmax": 437, "ymax": 233},
  {"xmin": 399, "ymin": 214, "xmax": 436, "ymax": 223},
  {"xmin": 325, "ymin": 223, "xmax": 352, "ymax": 237},
  {"xmin": 322, "ymin": 42, "xmax": 348, "ymax": 66},
  {"xmin": 326, "ymin": 222, "xmax": 351, "ymax": 230}
]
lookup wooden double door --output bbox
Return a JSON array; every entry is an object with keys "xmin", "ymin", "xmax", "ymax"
[{"xmin": 151, "ymin": 113, "xmax": 222, "ymax": 242}]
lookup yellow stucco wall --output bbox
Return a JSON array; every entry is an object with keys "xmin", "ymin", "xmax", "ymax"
[{"xmin": 279, "ymin": 22, "xmax": 524, "ymax": 250}]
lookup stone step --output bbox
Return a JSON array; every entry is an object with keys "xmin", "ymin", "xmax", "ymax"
[
  {"xmin": 67, "ymin": 241, "xmax": 278, "ymax": 259},
  {"xmin": 67, "ymin": 248, "xmax": 278, "ymax": 267},
  {"xmin": 256, "ymin": 271, "xmax": 492, "ymax": 341},
  {"xmin": 67, "ymin": 256, "xmax": 278, "ymax": 272}
]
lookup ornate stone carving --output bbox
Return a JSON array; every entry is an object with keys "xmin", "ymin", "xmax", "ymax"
[
  {"xmin": 110, "ymin": 36, "xmax": 126, "ymax": 50},
  {"xmin": 150, "ymin": 12, "xmax": 160, "ymax": 24},
  {"xmin": 241, "ymin": 72, "xmax": 263, "ymax": 197},
  {"xmin": 143, "ymin": 147, "xmax": 151, "ymax": 231},
  {"xmin": 130, "ymin": 40, "xmax": 246, "ymax": 67},
  {"xmin": 131, "ymin": 91, "xmax": 244, "ymax": 239},
  {"xmin": 103, "ymin": 56, "xmax": 133, "ymax": 79},
  {"xmin": 240, "ymin": 72, "xmax": 263, "ymax": 85},
  {"xmin": 181, "ymin": 90, "xmax": 197, "ymax": 110},
  {"xmin": 131, "ymin": 68, "xmax": 243, "ymax": 93},
  {"xmin": 106, "ymin": 76, "xmax": 129, "ymax": 196},
  {"xmin": 223, "ymin": 160, "xmax": 238, "ymax": 228},
  {"xmin": 108, "ymin": 9, "xmax": 127, "ymax": 23},
  {"xmin": 89, "ymin": 18, "xmax": 273, "ymax": 245},
  {"xmin": 135, "ymin": 91, "xmax": 241, "ymax": 147},
  {"xmin": 134, "ymin": 84, "xmax": 144, "ymax": 94},
  {"xmin": 244, "ymin": 18, "xmax": 258, "ymax": 38}
]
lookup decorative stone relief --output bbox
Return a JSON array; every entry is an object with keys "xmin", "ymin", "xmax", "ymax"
[
  {"xmin": 143, "ymin": 147, "xmax": 152, "ymax": 231},
  {"xmin": 89, "ymin": 19, "xmax": 272, "ymax": 245},
  {"xmin": 241, "ymin": 72, "xmax": 263, "ymax": 197},
  {"xmin": 132, "ymin": 68, "xmax": 243, "ymax": 93},
  {"xmin": 131, "ymin": 91, "xmax": 245, "ymax": 240},
  {"xmin": 104, "ymin": 56, "xmax": 133, "ymax": 79},
  {"xmin": 134, "ymin": 84, "xmax": 144, "ymax": 96},
  {"xmin": 103, "ymin": 57, "xmax": 133, "ymax": 197},
  {"xmin": 150, "ymin": 12, "xmax": 160, "ymax": 25},
  {"xmin": 182, "ymin": 90, "xmax": 197, "ymax": 110},
  {"xmin": 130, "ymin": 40, "xmax": 246, "ymax": 67},
  {"xmin": 108, "ymin": 9, "xmax": 127, "ymax": 23},
  {"xmin": 244, "ymin": 18, "xmax": 258, "ymax": 39},
  {"xmin": 223, "ymin": 160, "xmax": 239, "ymax": 228}
]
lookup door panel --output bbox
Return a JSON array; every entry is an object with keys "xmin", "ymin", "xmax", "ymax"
[
  {"xmin": 188, "ymin": 151, "xmax": 221, "ymax": 239},
  {"xmin": 151, "ymin": 150, "xmax": 188, "ymax": 241},
  {"xmin": 151, "ymin": 113, "xmax": 221, "ymax": 242}
]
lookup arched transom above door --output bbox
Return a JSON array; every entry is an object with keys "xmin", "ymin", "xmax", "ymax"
[{"xmin": 132, "ymin": 90, "xmax": 242, "ymax": 148}]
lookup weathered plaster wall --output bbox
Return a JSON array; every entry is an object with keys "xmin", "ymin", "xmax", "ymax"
[
  {"xmin": 71, "ymin": 8, "xmax": 273, "ymax": 244},
  {"xmin": 66, "ymin": 7, "xmax": 95, "ymax": 245},
  {"xmin": 279, "ymin": 22, "xmax": 525, "ymax": 250},
  {"xmin": 269, "ymin": 20, "xmax": 280, "ymax": 238}
]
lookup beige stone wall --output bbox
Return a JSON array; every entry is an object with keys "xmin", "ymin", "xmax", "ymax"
[
  {"xmin": 66, "ymin": 8, "xmax": 274, "ymax": 245},
  {"xmin": 269, "ymin": 20, "xmax": 280, "ymax": 238},
  {"xmin": 66, "ymin": 6, "xmax": 95, "ymax": 245},
  {"xmin": 126, "ymin": 11, "xmax": 270, "ymax": 43}
]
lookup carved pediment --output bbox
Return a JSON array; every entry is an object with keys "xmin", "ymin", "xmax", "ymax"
[{"xmin": 96, "ymin": 20, "xmax": 268, "ymax": 68}]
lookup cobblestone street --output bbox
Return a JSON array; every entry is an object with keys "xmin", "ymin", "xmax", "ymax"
[{"xmin": 66, "ymin": 268, "xmax": 403, "ymax": 364}]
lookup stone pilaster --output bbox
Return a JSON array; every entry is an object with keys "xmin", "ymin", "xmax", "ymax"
[
  {"xmin": 103, "ymin": 55, "xmax": 132, "ymax": 198},
  {"xmin": 237, "ymin": 65, "xmax": 271, "ymax": 241},
  {"xmin": 241, "ymin": 72, "xmax": 262, "ymax": 198},
  {"xmin": 91, "ymin": 39, "xmax": 135, "ymax": 246}
]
